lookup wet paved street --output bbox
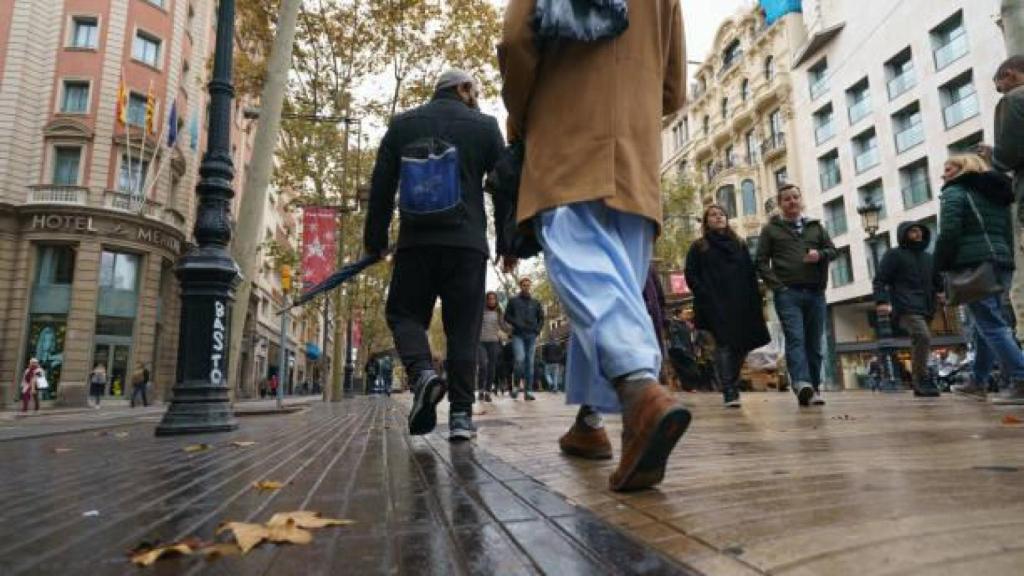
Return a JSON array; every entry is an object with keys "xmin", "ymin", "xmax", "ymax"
[
  {"xmin": 0, "ymin": 396, "xmax": 686, "ymax": 576},
  {"xmin": 425, "ymin": 389, "xmax": 1024, "ymax": 575}
]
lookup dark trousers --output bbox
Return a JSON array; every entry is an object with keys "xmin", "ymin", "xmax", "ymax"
[
  {"xmin": 131, "ymin": 383, "xmax": 148, "ymax": 407},
  {"xmin": 386, "ymin": 247, "xmax": 486, "ymax": 411},
  {"xmin": 21, "ymin": 391, "xmax": 38, "ymax": 412},
  {"xmin": 479, "ymin": 341, "xmax": 500, "ymax": 393},
  {"xmin": 713, "ymin": 345, "xmax": 748, "ymax": 397}
]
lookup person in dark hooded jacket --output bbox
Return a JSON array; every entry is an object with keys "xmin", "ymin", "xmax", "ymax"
[
  {"xmin": 874, "ymin": 222, "xmax": 944, "ymax": 396},
  {"xmin": 935, "ymin": 154, "xmax": 1024, "ymax": 405}
]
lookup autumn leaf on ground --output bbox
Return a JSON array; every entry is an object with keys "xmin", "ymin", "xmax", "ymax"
[
  {"xmin": 266, "ymin": 511, "xmax": 355, "ymax": 529},
  {"xmin": 231, "ymin": 441, "xmax": 257, "ymax": 448},
  {"xmin": 183, "ymin": 443, "xmax": 213, "ymax": 453},
  {"xmin": 129, "ymin": 543, "xmax": 195, "ymax": 566},
  {"xmin": 113, "ymin": 431, "xmax": 129, "ymax": 438},
  {"xmin": 265, "ymin": 522, "xmax": 313, "ymax": 545},
  {"xmin": 217, "ymin": 522, "xmax": 268, "ymax": 554},
  {"xmin": 198, "ymin": 543, "xmax": 242, "ymax": 558},
  {"xmin": 1002, "ymin": 414, "xmax": 1023, "ymax": 425},
  {"xmin": 52, "ymin": 447, "xmax": 73, "ymax": 454},
  {"xmin": 252, "ymin": 480, "xmax": 286, "ymax": 491}
]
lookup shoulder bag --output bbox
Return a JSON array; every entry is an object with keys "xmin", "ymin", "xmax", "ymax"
[{"xmin": 944, "ymin": 191, "xmax": 1003, "ymax": 306}]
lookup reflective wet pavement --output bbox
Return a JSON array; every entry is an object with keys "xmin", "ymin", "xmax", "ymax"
[{"xmin": 0, "ymin": 397, "xmax": 691, "ymax": 575}]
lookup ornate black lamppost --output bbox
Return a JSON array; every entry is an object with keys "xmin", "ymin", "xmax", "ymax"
[
  {"xmin": 156, "ymin": 0, "xmax": 240, "ymax": 435},
  {"xmin": 858, "ymin": 201, "xmax": 898, "ymax": 392}
]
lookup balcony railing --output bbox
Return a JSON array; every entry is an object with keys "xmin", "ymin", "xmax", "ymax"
[
  {"xmin": 901, "ymin": 178, "xmax": 931, "ymax": 208},
  {"xmin": 809, "ymin": 77, "xmax": 829, "ymax": 100},
  {"xmin": 761, "ymin": 132, "xmax": 786, "ymax": 156},
  {"xmin": 105, "ymin": 190, "xmax": 158, "ymax": 217},
  {"xmin": 934, "ymin": 33, "xmax": 968, "ymax": 71},
  {"xmin": 854, "ymin": 147, "xmax": 880, "ymax": 173},
  {"xmin": 820, "ymin": 167, "xmax": 841, "ymax": 191},
  {"xmin": 848, "ymin": 97, "xmax": 871, "ymax": 125},
  {"xmin": 27, "ymin": 185, "xmax": 88, "ymax": 205},
  {"xmin": 943, "ymin": 95, "xmax": 979, "ymax": 129},
  {"xmin": 718, "ymin": 52, "xmax": 743, "ymax": 77},
  {"xmin": 814, "ymin": 120, "xmax": 836, "ymax": 145},
  {"xmin": 887, "ymin": 70, "xmax": 916, "ymax": 100},
  {"xmin": 895, "ymin": 123, "xmax": 924, "ymax": 153}
]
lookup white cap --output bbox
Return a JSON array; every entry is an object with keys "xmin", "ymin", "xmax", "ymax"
[{"xmin": 435, "ymin": 69, "xmax": 476, "ymax": 91}]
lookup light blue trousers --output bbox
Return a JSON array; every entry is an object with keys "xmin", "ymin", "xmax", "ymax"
[{"xmin": 537, "ymin": 202, "xmax": 661, "ymax": 412}]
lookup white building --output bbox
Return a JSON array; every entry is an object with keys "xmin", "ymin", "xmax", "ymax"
[{"xmin": 790, "ymin": 0, "xmax": 1006, "ymax": 387}]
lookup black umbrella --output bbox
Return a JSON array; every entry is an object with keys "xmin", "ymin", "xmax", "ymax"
[{"xmin": 282, "ymin": 254, "xmax": 383, "ymax": 312}]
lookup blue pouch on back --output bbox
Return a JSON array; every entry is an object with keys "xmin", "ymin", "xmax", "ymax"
[{"xmin": 398, "ymin": 137, "xmax": 466, "ymax": 227}]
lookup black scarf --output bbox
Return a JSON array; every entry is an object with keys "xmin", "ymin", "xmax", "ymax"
[{"xmin": 705, "ymin": 230, "xmax": 743, "ymax": 262}]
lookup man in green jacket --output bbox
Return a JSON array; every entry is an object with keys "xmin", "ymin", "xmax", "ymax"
[
  {"xmin": 990, "ymin": 56, "xmax": 1024, "ymax": 203},
  {"xmin": 755, "ymin": 184, "xmax": 837, "ymax": 406}
]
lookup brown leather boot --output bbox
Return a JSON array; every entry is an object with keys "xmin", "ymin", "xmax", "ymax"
[
  {"xmin": 559, "ymin": 422, "xmax": 613, "ymax": 460},
  {"xmin": 609, "ymin": 379, "xmax": 691, "ymax": 492}
]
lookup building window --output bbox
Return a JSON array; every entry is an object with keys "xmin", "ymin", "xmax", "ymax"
[
  {"xmin": 774, "ymin": 166, "xmax": 789, "ymax": 190},
  {"xmin": 846, "ymin": 78, "xmax": 871, "ymax": 125},
  {"xmin": 741, "ymin": 180, "xmax": 757, "ymax": 216},
  {"xmin": 831, "ymin": 248, "xmax": 854, "ymax": 287},
  {"xmin": 721, "ymin": 97, "xmax": 729, "ymax": 120},
  {"xmin": 740, "ymin": 78, "xmax": 750, "ymax": 101},
  {"xmin": 948, "ymin": 131, "xmax": 984, "ymax": 155},
  {"xmin": 866, "ymin": 234, "xmax": 891, "ymax": 279},
  {"xmin": 703, "ymin": 115, "xmax": 710, "ymax": 136},
  {"xmin": 127, "ymin": 93, "xmax": 147, "ymax": 126},
  {"xmin": 119, "ymin": 155, "xmax": 150, "ymax": 194},
  {"xmin": 818, "ymin": 149, "xmax": 841, "ymax": 191},
  {"xmin": 931, "ymin": 11, "xmax": 968, "ymax": 71},
  {"xmin": 886, "ymin": 48, "xmax": 915, "ymax": 100},
  {"xmin": 722, "ymin": 39, "xmax": 742, "ymax": 72},
  {"xmin": 52, "ymin": 147, "xmax": 81, "ymax": 186},
  {"xmin": 808, "ymin": 58, "xmax": 829, "ymax": 100},
  {"xmin": 920, "ymin": 216, "xmax": 938, "ymax": 253},
  {"xmin": 60, "ymin": 80, "xmax": 90, "ymax": 114},
  {"xmin": 764, "ymin": 56, "xmax": 776, "ymax": 81},
  {"xmin": 824, "ymin": 197, "xmax": 848, "ymax": 237},
  {"xmin": 745, "ymin": 129, "xmax": 759, "ymax": 164},
  {"xmin": 725, "ymin": 145, "xmax": 737, "ymax": 168},
  {"xmin": 716, "ymin": 185, "xmax": 737, "ymax": 217},
  {"xmin": 70, "ymin": 16, "xmax": 99, "ymax": 49},
  {"xmin": 852, "ymin": 129, "xmax": 880, "ymax": 174},
  {"xmin": 858, "ymin": 180, "xmax": 887, "ymax": 220},
  {"xmin": 144, "ymin": 0, "xmax": 166, "ymax": 7},
  {"xmin": 941, "ymin": 72, "xmax": 979, "ymax": 129},
  {"xmin": 900, "ymin": 159, "xmax": 932, "ymax": 208},
  {"xmin": 132, "ymin": 31, "xmax": 162, "ymax": 67},
  {"xmin": 813, "ymin": 103, "xmax": 836, "ymax": 145},
  {"xmin": 892, "ymin": 102, "xmax": 924, "ymax": 154},
  {"xmin": 100, "ymin": 251, "xmax": 140, "ymax": 291}
]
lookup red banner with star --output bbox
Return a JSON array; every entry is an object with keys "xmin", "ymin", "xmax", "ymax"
[{"xmin": 301, "ymin": 207, "xmax": 337, "ymax": 291}]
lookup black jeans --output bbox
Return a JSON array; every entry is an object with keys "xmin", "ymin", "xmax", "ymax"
[
  {"xmin": 478, "ymin": 341, "xmax": 500, "ymax": 393},
  {"xmin": 713, "ymin": 345, "xmax": 748, "ymax": 398},
  {"xmin": 385, "ymin": 247, "xmax": 486, "ymax": 411},
  {"xmin": 131, "ymin": 383, "xmax": 148, "ymax": 407}
]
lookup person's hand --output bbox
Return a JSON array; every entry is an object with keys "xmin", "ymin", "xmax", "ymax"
[
  {"xmin": 876, "ymin": 303, "xmax": 893, "ymax": 316},
  {"xmin": 975, "ymin": 144, "xmax": 993, "ymax": 163},
  {"xmin": 803, "ymin": 249, "xmax": 821, "ymax": 264},
  {"xmin": 501, "ymin": 255, "xmax": 519, "ymax": 273}
]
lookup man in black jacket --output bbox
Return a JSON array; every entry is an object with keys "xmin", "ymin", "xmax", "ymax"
[
  {"xmin": 874, "ymin": 222, "xmax": 944, "ymax": 397},
  {"xmin": 364, "ymin": 69, "xmax": 508, "ymax": 441},
  {"xmin": 504, "ymin": 277, "xmax": 544, "ymax": 400}
]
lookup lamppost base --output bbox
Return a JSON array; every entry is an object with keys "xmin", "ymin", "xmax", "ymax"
[{"xmin": 156, "ymin": 379, "xmax": 238, "ymax": 436}]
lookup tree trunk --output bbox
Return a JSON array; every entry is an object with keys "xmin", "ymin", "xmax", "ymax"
[
  {"xmin": 1004, "ymin": 0, "xmax": 1024, "ymax": 55},
  {"xmin": 226, "ymin": 0, "xmax": 303, "ymax": 401}
]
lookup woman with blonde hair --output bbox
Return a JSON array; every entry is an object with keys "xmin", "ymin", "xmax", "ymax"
[{"xmin": 934, "ymin": 153, "xmax": 1024, "ymax": 404}]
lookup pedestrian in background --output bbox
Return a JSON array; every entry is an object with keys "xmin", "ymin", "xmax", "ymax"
[
  {"xmin": 935, "ymin": 154, "xmax": 1024, "ymax": 405},
  {"xmin": 20, "ymin": 358, "xmax": 41, "ymax": 412},
  {"xmin": 873, "ymin": 222, "xmax": 944, "ymax": 397},
  {"xmin": 478, "ymin": 291, "xmax": 507, "ymax": 402},
  {"xmin": 981, "ymin": 56, "xmax": 1024, "ymax": 211},
  {"xmin": 501, "ymin": 0, "xmax": 689, "ymax": 491},
  {"xmin": 130, "ymin": 362, "xmax": 150, "ymax": 407},
  {"xmin": 667, "ymin": 307, "xmax": 700, "ymax": 391},
  {"xmin": 380, "ymin": 355, "xmax": 394, "ymax": 396},
  {"xmin": 89, "ymin": 363, "xmax": 106, "ymax": 408},
  {"xmin": 755, "ymin": 184, "xmax": 836, "ymax": 407},
  {"xmin": 685, "ymin": 205, "xmax": 770, "ymax": 408},
  {"xmin": 504, "ymin": 277, "xmax": 544, "ymax": 401}
]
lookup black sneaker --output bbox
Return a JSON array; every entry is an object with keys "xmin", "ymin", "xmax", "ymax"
[
  {"xmin": 524, "ymin": 391, "xmax": 536, "ymax": 401},
  {"xmin": 913, "ymin": 385, "xmax": 941, "ymax": 397},
  {"xmin": 511, "ymin": 387, "xmax": 519, "ymax": 400},
  {"xmin": 408, "ymin": 371, "xmax": 447, "ymax": 436},
  {"xmin": 795, "ymin": 382, "xmax": 814, "ymax": 407},
  {"xmin": 477, "ymin": 391, "xmax": 484, "ymax": 402},
  {"xmin": 484, "ymin": 392, "xmax": 492, "ymax": 402},
  {"xmin": 449, "ymin": 411, "xmax": 477, "ymax": 441},
  {"xmin": 723, "ymin": 389, "xmax": 741, "ymax": 408}
]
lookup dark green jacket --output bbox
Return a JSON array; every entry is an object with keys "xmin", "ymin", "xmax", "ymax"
[
  {"xmin": 994, "ymin": 85, "xmax": 1024, "ymax": 202},
  {"xmin": 934, "ymin": 171, "xmax": 1015, "ymax": 272},
  {"xmin": 755, "ymin": 215, "xmax": 837, "ymax": 291}
]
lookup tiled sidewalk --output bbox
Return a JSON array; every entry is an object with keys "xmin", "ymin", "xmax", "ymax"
[{"xmin": 0, "ymin": 397, "xmax": 690, "ymax": 575}]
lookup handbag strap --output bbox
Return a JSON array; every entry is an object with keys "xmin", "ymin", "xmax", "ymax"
[{"xmin": 963, "ymin": 191, "xmax": 997, "ymax": 259}]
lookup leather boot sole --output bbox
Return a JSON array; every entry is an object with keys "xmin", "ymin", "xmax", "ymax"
[{"xmin": 609, "ymin": 406, "xmax": 691, "ymax": 492}]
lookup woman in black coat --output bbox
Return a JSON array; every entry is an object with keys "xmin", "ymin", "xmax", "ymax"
[{"xmin": 685, "ymin": 205, "xmax": 771, "ymax": 407}]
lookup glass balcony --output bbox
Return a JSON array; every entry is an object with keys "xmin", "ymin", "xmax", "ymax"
[
  {"xmin": 848, "ymin": 98, "xmax": 871, "ymax": 125},
  {"xmin": 815, "ymin": 120, "xmax": 836, "ymax": 145},
  {"xmin": 943, "ymin": 94, "xmax": 979, "ymax": 128},
  {"xmin": 895, "ymin": 123, "xmax": 924, "ymax": 153},
  {"xmin": 761, "ymin": 132, "xmax": 786, "ymax": 156},
  {"xmin": 854, "ymin": 147, "xmax": 880, "ymax": 173},
  {"xmin": 820, "ymin": 167, "xmax": 841, "ymax": 191},
  {"xmin": 934, "ymin": 33, "xmax": 968, "ymax": 71},
  {"xmin": 887, "ymin": 70, "xmax": 916, "ymax": 100},
  {"xmin": 901, "ymin": 178, "xmax": 931, "ymax": 208},
  {"xmin": 810, "ymin": 77, "xmax": 829, "ymax": 100}
]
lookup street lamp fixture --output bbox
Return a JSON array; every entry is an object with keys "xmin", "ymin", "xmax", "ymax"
[{"xmin": 857, "ymin": 201, "xmax": 898, "ymax": 392}]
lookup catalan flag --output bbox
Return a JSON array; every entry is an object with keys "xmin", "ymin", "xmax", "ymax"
[
  {"xmin": 115, "ymin": 74, "xmax": 128, "ymax": 126},
  {"xmin": 145, "ymin": 81, "xmax": 156, "ymax": 135}
]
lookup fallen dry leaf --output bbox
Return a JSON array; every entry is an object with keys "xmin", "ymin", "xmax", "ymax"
[
  {"xmin": 198, "ymin": 543, "xmax": 242, "ymax": 558},
  {"xmin": 113, "ymin": 432, "xmax": 129, "ymax": 438},
  {"xmin": 52, "ymin": 447, "xmax": 73, "ymax": 454},
  {"xmin": 266, "ymin": 511, "xmax": 355, "ymax": 529},
  {"xmin": 217, "ymin": 522, "xmax": 268, "ymax": 554},
  {"xmin": 266, "ymin": 522, "xmax": 313, "ymax": 545},
  {"xmin": 129, "ymin": 543, "xmax": 194, "ymax": 566},
  {"xmin": 252, "ymin": 480, "xmax": 286, "ymax": 491},
  {"xmin": 231, "ymin": 441, "xmax": 257, "ymax": 448},
  {"xmin": 183, "ymin": 443, "xmax": 213, "ymax": 453},
  {"xmin": 1002, "ymin": 414, "xmax": 1023, "ymax": 425}
]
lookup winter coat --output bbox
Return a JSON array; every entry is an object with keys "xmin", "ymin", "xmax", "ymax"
[
  {"xmin": 480, "ymin": 308, "xmax": 508, "ymax": 343},
  {"xmin": 499, "ymin": 0, "xmax": 686, "ymax": 228},
  {"xmin": 643, "ymin": 267, "xmax": 667, "ymax": 352},
  {"xmin": 755, "ymin": 215, "xmax": 838, "ymax": 291},
  {"xmin": 504, "ymin": 294, "xmax": 545, "ymax": 337},
  {"xmin": 685, "ymin": 234, "xmax": 771, "ymax": 354},
  {"xmin": 994, "ymin": 85, "xmax": 1024, "ymax": 202},
  {"xmin": 934, "ymin": 171, "xmax": 1016, "ymax": 273},
  {"xmin": 364, "ymin": 93, "xmax": 506, "ymax": 257},
  {"xmin": 873, "ymin": 222, "xmax": 942, "ymax": 322}
]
